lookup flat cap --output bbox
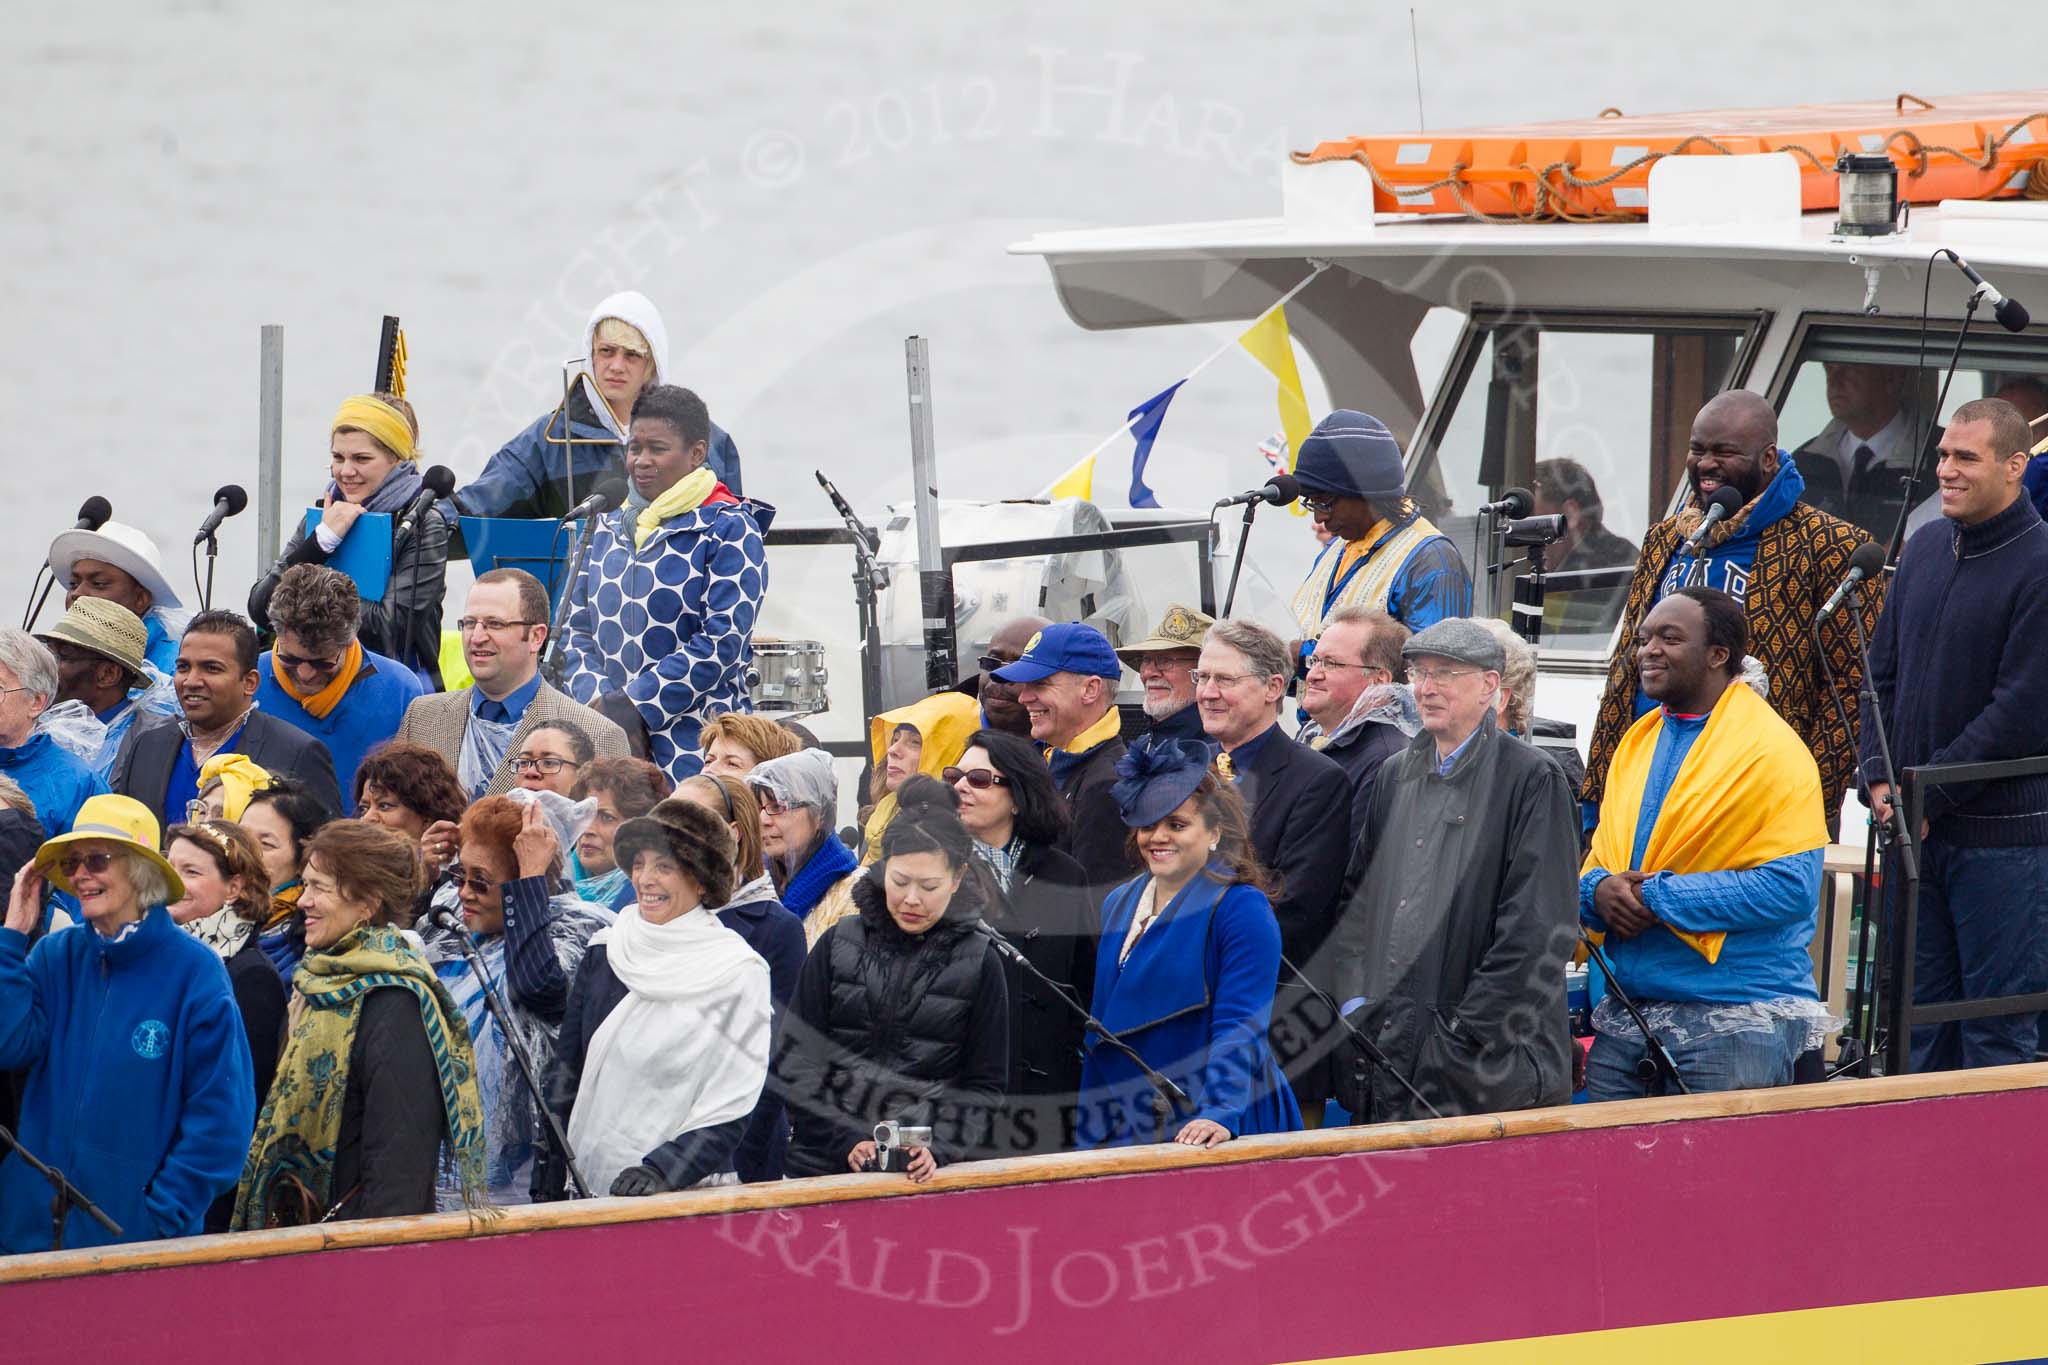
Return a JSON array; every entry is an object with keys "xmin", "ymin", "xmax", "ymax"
[{"xmin": 1400, "ymin": 618, "xmax": 1506, "ymax": 672}]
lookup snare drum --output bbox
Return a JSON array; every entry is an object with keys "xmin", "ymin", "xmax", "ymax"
[{"xmin": 748, "ymin": 638, "xmax": 830, "ymax": 718}]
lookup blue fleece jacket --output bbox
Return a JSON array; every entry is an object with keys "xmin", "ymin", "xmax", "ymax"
[
  {"xmin": 0, "ymin": 732, "xmax": 110, "ymax": 837},
  {"xmin": 1861, "ymin": 492, "xmax": 2048, "ymax": 845},
  {"xmin": 255, "ymin": 647, "xmax": 426, "ymax": 802},
  {"xmin": 1581, "ymin": 710, "xmax": 1822, "ymax": 1005},
  {"xmin": 0, "ymin": 908, "xmax": 256, "ymax": 1251}
]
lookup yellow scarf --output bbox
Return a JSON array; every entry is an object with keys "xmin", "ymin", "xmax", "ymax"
[
  {"xmin": 199, "ymin": 754, "xmax": 274, "ymax": 821},
  {"xmin": 860, "ymin": 692, "xmax": 984, "ymax": 863},
  {"xmin": 1047, "ymin": 705, "xmax": 1123, "ymax": 759},
  {"xmin": 331, "ymin": 395, "xmax": 417, "ymax": 461},
  {"xmin": 1584, "ymin": 681, "xmax": 1827, "ymax": 963},
  {"xmin": 272, "ymin": 640, "xmax": 364, "ymax": 721},
  {"xmin": 634, "ymin": 466, "xmax": 718, "ymax": 548}
]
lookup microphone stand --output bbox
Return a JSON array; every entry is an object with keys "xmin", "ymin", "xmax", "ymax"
[
  {"xmin": 21, "ymin": 565, "xmax": 56, "ymax": 631},
  {"xmin": 1578, "ymin": 931, "xmax": 1690, "ymax": 1096},
  {"xmin": 198, "ymin": 532, "xmax": 220, "ymax": 612},
  {"xmin": 430, "ymin": 906, "xmax": 591, "ymax": 1200},
  {"xmin": 1217, "ymin": 498, "xmax": 1261, "ymax": 619},
  {"xmin": 814, "ymin": 471, "xmax": 888, "ymax": 725},
  {"xmin": 0, "ymin": 1121, "xmax": 122, "ymax": 1249},
  {"xmin": 541, "ymin": 506, "xmax": 608, "ymax": 689},
  {"xmin": 1277, "ymin": 953, "xmax": 1443, "ymax": 1121},
  {"xmin": 977, "ymin": 923, "xmax": 1191, "ymax": 1144}
]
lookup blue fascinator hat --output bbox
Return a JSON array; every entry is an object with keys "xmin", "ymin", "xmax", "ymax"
[{"xmin": 1111, "ymin": 736, "xmax": 1217, "ymax": 828}]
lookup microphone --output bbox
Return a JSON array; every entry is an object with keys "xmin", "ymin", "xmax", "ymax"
[
  {"xmin": 72, "ymin": 497, "xmax": 112, "ymax": 531},
  {"xmin": 191, "ymin": 485, "xmax": 249, "ymax": 545},
  {"xmin": 815, "ymin": 470, "xmax": 880, "ymax": 550},
  {"xmin": 1819, "ymin": 541, "xmax": 1887, "ymax": 619},
  {"xmin": 1680, "ymin": 485, "xmax": 1745, "ymax": 556},
  {"xmin": 1215, "ymin": 472, "xmax": 1301, "ymax": 508},
  {"xmin": 394, "ymin": 465, "xmax": 458, "ymax": 540},
  {"xmin": 557, "ymin": 478, "xmax": 630, "ymax": 524},
  {"xmin": 1479, "ymin": 487, "xmax": 1535, "ymax": 518},
  {"xmin": 1945, "ymin": 250, "xmax": 2031, "ymax": 332}
]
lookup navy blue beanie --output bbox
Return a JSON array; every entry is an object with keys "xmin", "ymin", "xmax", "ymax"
[{"xmin": 1292, "ymin": 410, "xmax": 1406, "ymax": 501}]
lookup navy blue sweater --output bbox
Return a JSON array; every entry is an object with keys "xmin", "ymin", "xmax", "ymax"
[{"xmin": 1861, "ymin": 493, "xmax": 2048, "ymax": 844}]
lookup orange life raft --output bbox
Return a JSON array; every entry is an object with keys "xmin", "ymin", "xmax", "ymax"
[{"xmin": 1292, "ymin": 90, "xmax": 2048, "ymax": 222}]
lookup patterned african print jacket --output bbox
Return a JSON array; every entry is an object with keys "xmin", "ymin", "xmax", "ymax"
[
  {"xmin": 1582, "ymin": 494, "xmax": 1880, "ymax": 832},
  {"xmin": 559, "ymin": 496, "xmax": 771, "ymax": 783}
]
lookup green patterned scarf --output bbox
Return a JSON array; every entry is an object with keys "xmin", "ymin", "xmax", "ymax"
[{"xmin": 231, "ymin": 924, "xmax": 491, "ymax": 1229}]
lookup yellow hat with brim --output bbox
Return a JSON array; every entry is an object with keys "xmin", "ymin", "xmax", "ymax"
[{"xmin": 33, "ymin": 794, "xmax": 184, "ymax": 903}]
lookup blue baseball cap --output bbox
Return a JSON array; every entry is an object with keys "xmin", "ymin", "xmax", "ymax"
[{"xmin": 991, "ymin": 623, "xmax": 1122, "ymax": 683}]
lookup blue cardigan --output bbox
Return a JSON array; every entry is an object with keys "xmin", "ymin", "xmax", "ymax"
[
  {"xmin": 0, "ymin": 908, "xmax": 256, "ymax": 1251},
  {"xmin": 255, "ymin": 647, "xmax": 425, "ymax": 804},
  {"xmin": 1078, "ymin": 873, "xmax": 1301, "ymax": 1147}
]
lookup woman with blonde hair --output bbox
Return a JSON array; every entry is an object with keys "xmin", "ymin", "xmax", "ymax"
[
  {"xmin": 249, "ymin": 391, "xmax": 449, "ymax": 685},
  {"xmin": 698, "ymin": 711, "xmax": 802, "ymax": 777}
]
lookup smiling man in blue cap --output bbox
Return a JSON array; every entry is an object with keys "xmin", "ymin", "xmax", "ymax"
[
  {"xmin": 994, "ymin": 623, "xmax": 1130, "ymax": 892},
  {"xmin": 1289, "ymin": 410, "xmax": 1471, "ymax": 647}
]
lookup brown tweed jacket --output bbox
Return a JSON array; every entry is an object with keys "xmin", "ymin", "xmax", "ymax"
[
  {"xmin": 1582, "ymin": 499, "xmax": 1883, "ymax": 824},
  {"xmin": 398, "ymin": 679, "xmax": 632, "ymax": 797}
]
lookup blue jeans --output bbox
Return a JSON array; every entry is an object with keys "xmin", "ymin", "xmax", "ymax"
[
  {"xmin": 1910, "ymin": 841, "xmax": 2048, "ymax": 1072},
  {"xmin": 1586, "ymin": 1010, "xmax": 1806, "ymax": 1101}
]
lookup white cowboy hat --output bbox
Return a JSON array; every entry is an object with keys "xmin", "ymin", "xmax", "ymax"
[{"xmin": 47, "ymin": 520, "xmax": 183, "ymax": 611}]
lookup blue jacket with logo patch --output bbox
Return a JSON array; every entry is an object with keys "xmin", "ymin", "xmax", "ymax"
[{"xmin": 0, "ymin": 906, "xmax": 256, "ymax": 1252}]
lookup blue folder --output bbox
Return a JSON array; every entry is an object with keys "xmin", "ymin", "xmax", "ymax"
[{"xmin": 302, "ymin": 509, "xmax": 393, "ymax": 601}]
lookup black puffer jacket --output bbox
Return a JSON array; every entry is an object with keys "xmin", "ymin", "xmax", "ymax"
[{"xmin": 775, "ymin": 872, "xmax": 1009, "ymax": 1178}]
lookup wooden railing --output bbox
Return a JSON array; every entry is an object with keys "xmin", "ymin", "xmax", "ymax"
[{"xmin": 4, "ymin": 1061, "xmax": 2042, "ymax": 1285}]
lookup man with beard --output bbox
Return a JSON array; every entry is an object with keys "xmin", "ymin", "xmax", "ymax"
[
  {"xmin": 1583, "ymin": 391, "xmax": 1877, "ymax": 839},
  {"xmin": 956, "ymin": 615, "xmax": 1049, "ymax": 738},
  {"xmin": 1116, "ymin": 604, "xmax": 1212, "ymax": 744}
]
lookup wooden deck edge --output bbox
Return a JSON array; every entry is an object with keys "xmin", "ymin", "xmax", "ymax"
[{"xmin": 6, "ymin": 1061, "xmax": 2043, "ymax": 1284}]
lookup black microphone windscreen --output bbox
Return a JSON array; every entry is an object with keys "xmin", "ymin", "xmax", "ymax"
[
  {"xmin": 1995, "ymin": 296, "xmax": 2031, "ymax": 333},
  {"xmin": 1499, "ymin": 486, "xmax": 1535, "ymax": 518},
  {"xmin": 423, "ymin": 465, "xmax": 458, "ymax": 498},
  {"xmin": 76, "ymin": 496, "xmax": 112, "ymax": 530},
  {"xmin": 1265, "ymin": 472, "xmax": 1301, "ymax": 505},
  {"xmin": 1708, "ymin": 484, "xmax": 1745, "ymax": 518},
  {"xmin": 214, "ymin": 484, "xmax": 250, "ymax": 515},
  {"xmin": 593, "ymin": 478, "xmax": 631, "ymax": 513},
  {"xmin": 1848, "ymin": 541, "xmax": 1887, "ymax": 576}
]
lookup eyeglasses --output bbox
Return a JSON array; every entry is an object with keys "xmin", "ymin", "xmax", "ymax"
[
  {"xmin": 1306, "ymin": 654, "xmax": 1373, "ymax": 675},
  {"xmin": 977, "ymin": 653, "xmax": 1018, "ymax": 673},
  {"xmin": 752, "ymin": 792, "xmax": 791, "ymax": 816},
  {"xmin": 450, "ymin": 866, "xmax": 502, "ymax": 896},
  {"xmin": 58, "ymin": 851, "xmax": 117, "ymax": 878},
  {"xmin": 1189, "ymin": 670, "xmax": 1260, "ymax": 689},
  {"xmin": 456, "ymin": 617, "xmax": 540, "ymax": 635},
  {"xmin": 1409, "ymin": 665, "xmax": 1483, "ymax": 686},
  {"xmin": 184, "ymin": 798, "xmax": 212, "ymax": 824},
  {"xmin": 1301, "ymin": 493, "xmax": 1339, "ymax": 513},
  {"xmin": 0, "ymin": 685, "xmax": 35, "ymax": 701},
  {"xmin": 942, "ymin": 766, "xmax": 1010, "ymax": 790},
  {"xmin": 275, "ymin": 648, "xmax": 344, "ymax": 674},
  {"xmin": 512, "ymin": 755, "xmax": 575, "ymax": 774}
]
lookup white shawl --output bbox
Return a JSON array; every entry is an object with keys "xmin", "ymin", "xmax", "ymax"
[{"xmin": 567, "ymin": 905, "xmax": 771, "ymax": 1194}]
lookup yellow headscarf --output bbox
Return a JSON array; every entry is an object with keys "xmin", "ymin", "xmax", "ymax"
[
  {"xmin": 199, "ymin": 754, "xmax": 275, "ymax": 822},
  {"xmin": 860, "ymin": 691, "xmax": 984, "ymax": 863},
  {"xmin": 1584, "ymin": 680, "xmax": 1827, "ymax": 963},
  {"xmin": 331, "ymin": 395, "xmax": 417, "ymax": 462}
]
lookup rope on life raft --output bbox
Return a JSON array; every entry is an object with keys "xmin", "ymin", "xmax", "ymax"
[{"xmin": 1289, "ymin": 104, "xmax": 2048, "ymax": 223}]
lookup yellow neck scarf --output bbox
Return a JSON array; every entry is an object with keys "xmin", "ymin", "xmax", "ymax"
[
  {"xmin": 635, "ymin": 467, "xmax": 718, "ymax": 548},
  {"xmin": 273, "ymin": 640, "xmax": 364, "ymax": 721},
  {"xmin": 1585, "ymin": 681, "xmax": 1827, "ymax": 962},
  {"xmin": 1049, "ymin": 705, "xmax": 1124, "ymax": 758}
]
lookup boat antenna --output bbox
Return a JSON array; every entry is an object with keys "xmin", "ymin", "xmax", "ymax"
[{"xmin": 1408, "ymin": 8, "xmax": 1427, "ymax": 130}]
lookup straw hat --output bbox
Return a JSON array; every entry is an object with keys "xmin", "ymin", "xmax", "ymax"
[
  {"xmin": 1115, "ymin": 604, "xmax": 1214, "ymax": 667},
  {"xmin": 33, "ymin": 794, "xmax": 184, "ymax": 902},
  {"xmin": 47, "ymin": 520, "xmax": 183, "ymax": 611},
  {"xmin": 35, "ymin": 597, "xmax": 150, "ymax": 687}
]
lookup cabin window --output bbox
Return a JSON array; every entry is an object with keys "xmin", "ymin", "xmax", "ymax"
[
  {"xmin": 1406, "ymin": 309, "xmax": 1764, "ymax": 657},
  {"xmin": 1767, "ymin": 318, "xmax": 2048, "ymax": 545}
]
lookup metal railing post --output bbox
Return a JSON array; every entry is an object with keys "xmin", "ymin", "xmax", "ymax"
[{"xmin": 256, "ymin": 325, "xmax": 285, "ymax": 573}]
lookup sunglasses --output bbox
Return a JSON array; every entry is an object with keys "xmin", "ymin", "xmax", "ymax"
[
  {"xmin": 942, "ymin": 766, "xmax": 1010, "ymax": 790},
  {"xmin": 58, "ymin": 851, "xmax": 117, "ymax": 878},
  {"xmin": 449, "ymin": 866, "xmax": 502, "ymax": 896},
  {"xmin": 275, "ymin": 648, "xmax": 344, "ymax": 674},
  {"xmin": 1301, "ymin": 493, "xmax": 1339, "ymax": 513},
  {"xmin": 977, "ymin": 653, "xmax": 1018, "ymax": 673}
]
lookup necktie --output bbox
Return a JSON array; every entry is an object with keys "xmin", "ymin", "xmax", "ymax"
[
  {"xmin": 1216, "ymin": 751, "xmax": 1235, "ymax": 780},
  {"xmin": 1850, "ymin": 443, "xmax": 1877, "ymax": 487}
]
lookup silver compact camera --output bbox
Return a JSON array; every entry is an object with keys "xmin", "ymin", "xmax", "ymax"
[{"xmin": 871, "ymin": 1120, "xmax": 934, "ymax": 1173}]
